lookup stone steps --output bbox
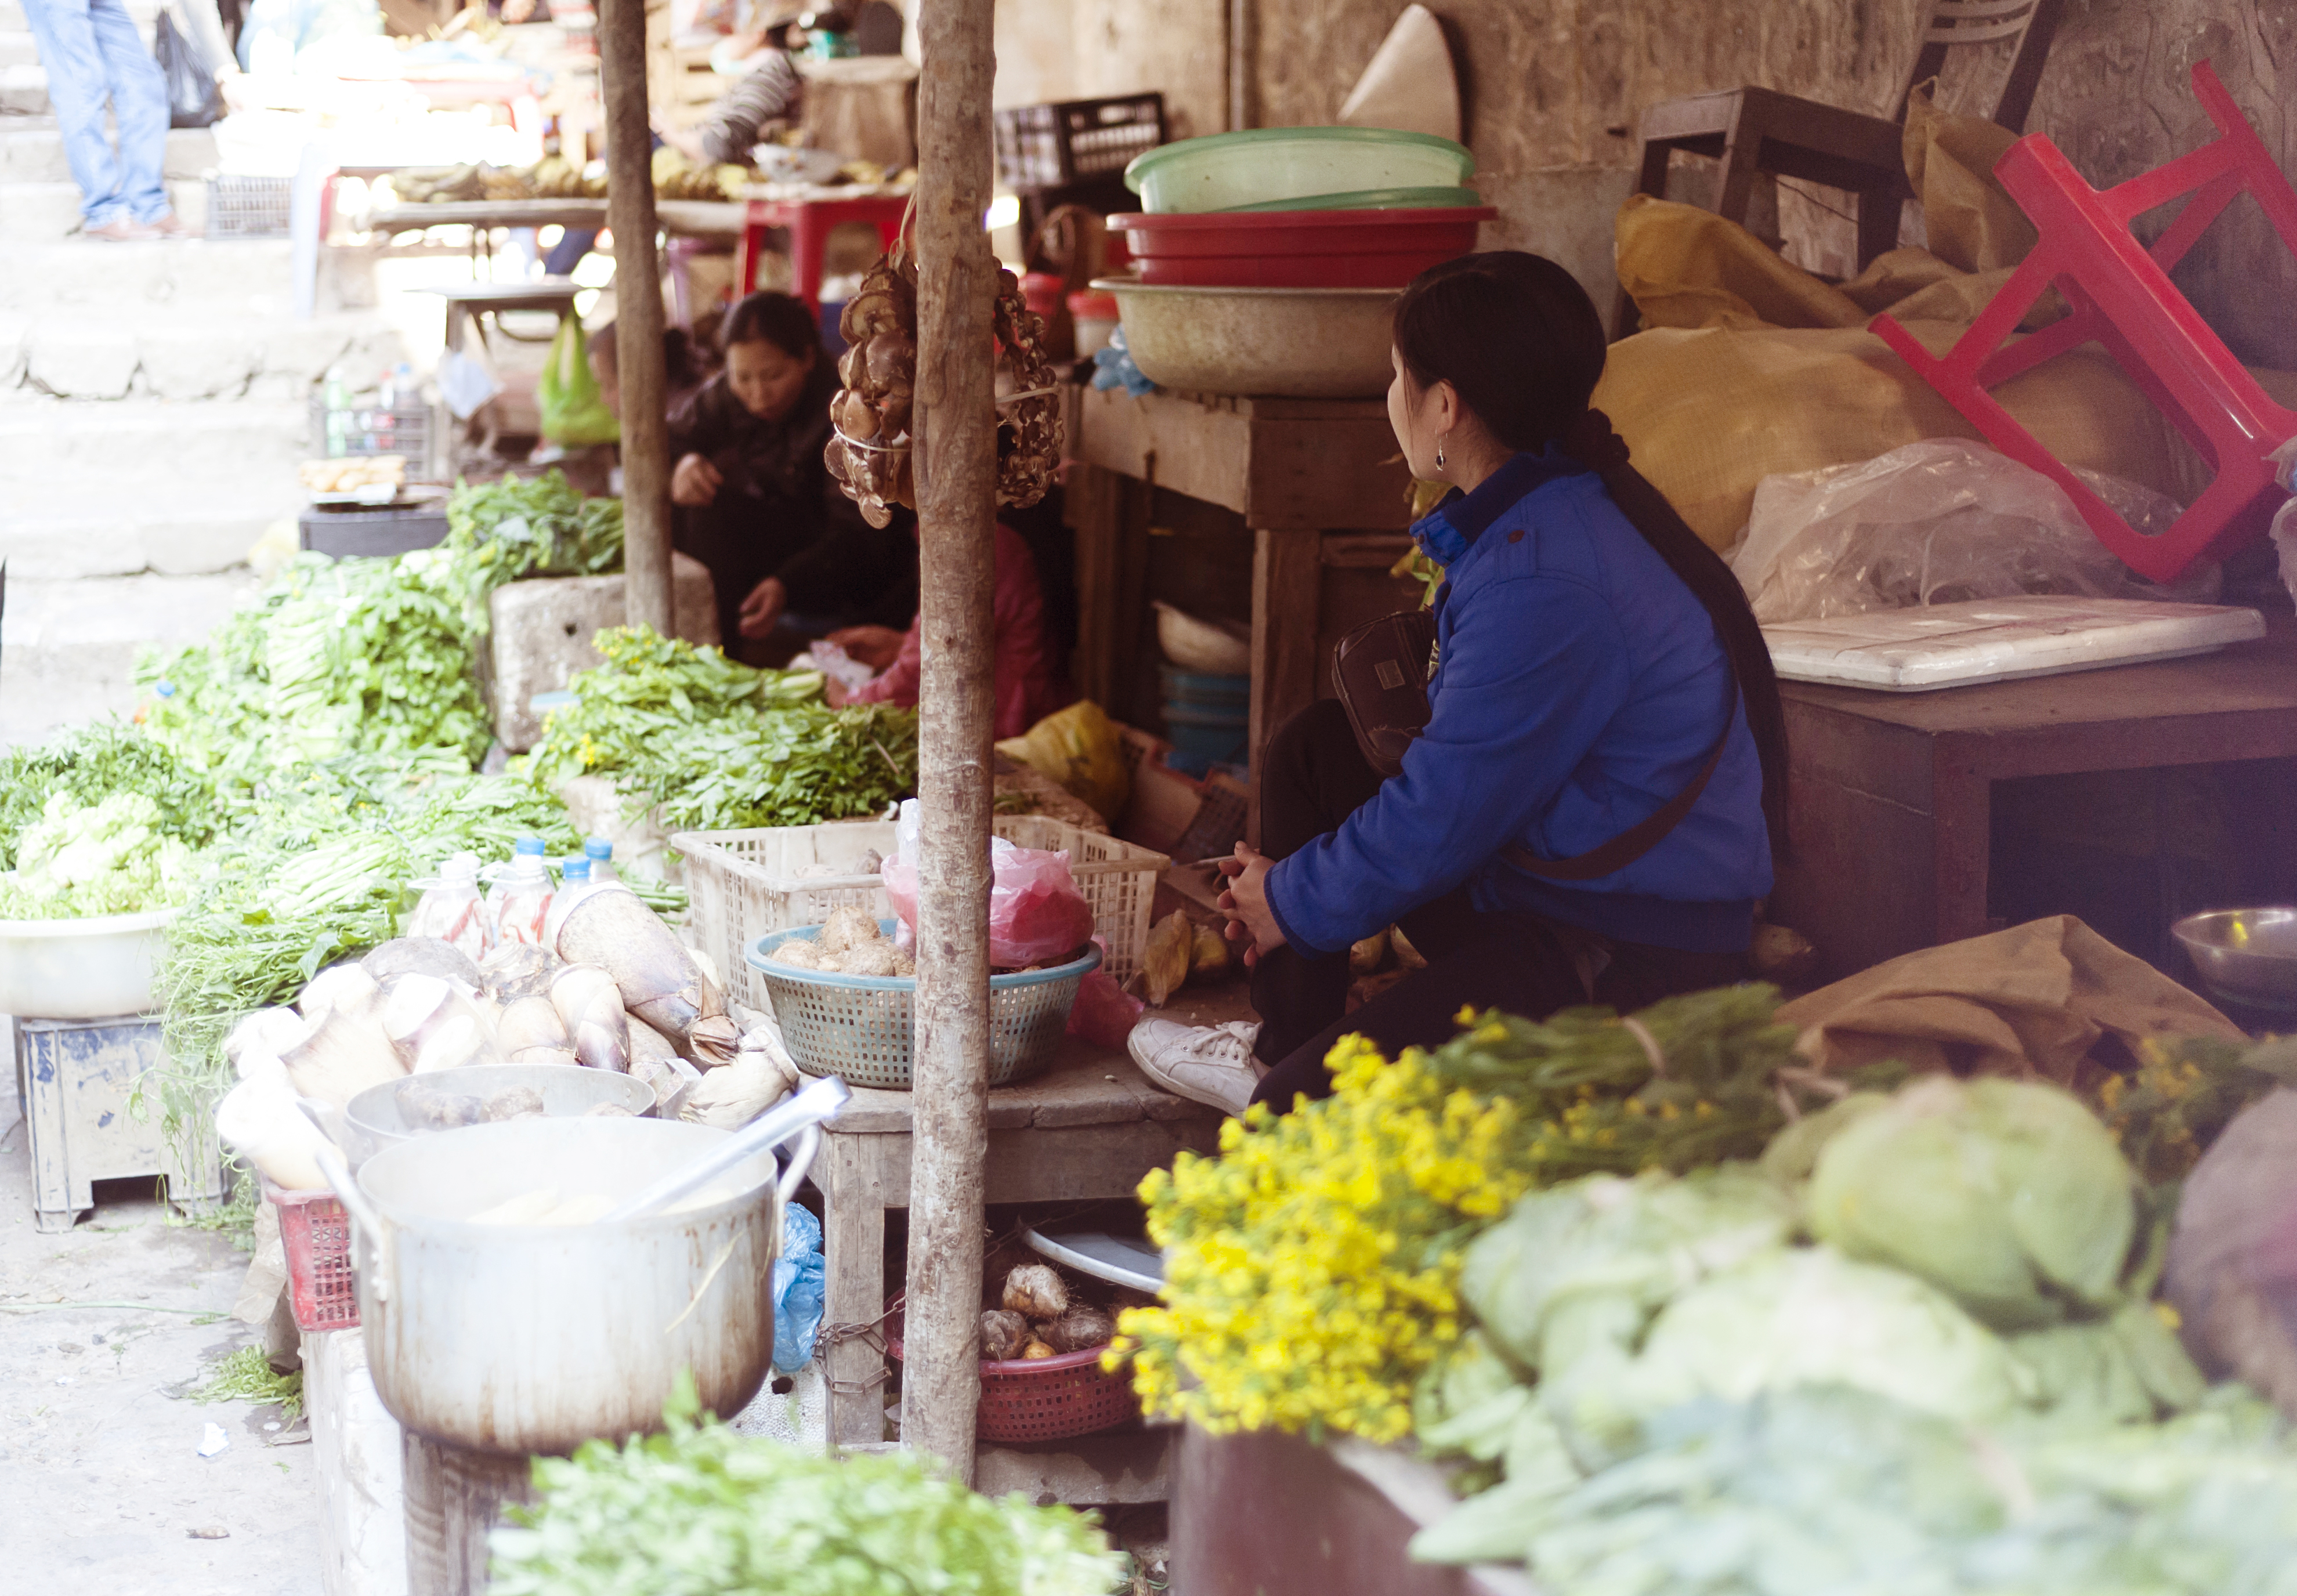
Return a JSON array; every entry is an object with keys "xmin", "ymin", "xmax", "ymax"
[
  {"xmin": 0, "ymin": 119, "xmax": 218, "ymax": 183},
  {"xmin": 0, "ymin": 32, "xmax": 35, "ymax": 67},
  {"xmin": 0, "ymin": 235, "xmax": 299, "ymax": 310},
  {"xmin": 1, "ymin": 306, "xmax": 404, "ymax": 397},
  {"xmin": 0, "ymin": 570, "xmax": 262, "ymax": 749},
  {"xmin": 0, "ymin": 394, "xmax": 309, "ymax": 483},
  {"xmin": 0, "ymin": 62, "xmax": 45, "ymax": 114},
  {"xmin": 0, "ymin": 175, "xmax": 210, "ymax": 238}
]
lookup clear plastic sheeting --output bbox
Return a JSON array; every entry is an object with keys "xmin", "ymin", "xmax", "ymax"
[{"xmin": 1728, "ymin": 440, "xmax": 2216, "ymax": 624}]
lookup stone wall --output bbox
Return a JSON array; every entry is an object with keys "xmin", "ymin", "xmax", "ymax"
[{"xmin": 996, "ymin": 0, "xmax": 2297, "ymax": 364}]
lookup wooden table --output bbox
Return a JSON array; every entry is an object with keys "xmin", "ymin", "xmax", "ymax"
[
  {"xmin": 368, "ymin": 197, "xmax": 746, "ymax": 241},
  {"xmin": 813, "ymin": 1043, "xmax": 1220, "ymax": 1497},
  {"xmin": 1768, "ymin": 616, "xmax": 2297, "ymax": 983},
  {"xmin": 1068, "ymin": 383, "xmax": 1420, "ymax": 835}
]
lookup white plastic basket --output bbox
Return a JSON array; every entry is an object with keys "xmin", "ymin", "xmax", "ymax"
[{"xmin": 672, "ymin": 817, "xmax": 1168, "ymax": 1011}]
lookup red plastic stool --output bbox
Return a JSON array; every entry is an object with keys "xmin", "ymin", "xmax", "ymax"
[
  {"xmin": 735, "ymin": 193, "xmax": 912, "ymax": 316},
  {"xmin": 1870, "ymin": 61, "xmax": 2297, "ymax": 583}
]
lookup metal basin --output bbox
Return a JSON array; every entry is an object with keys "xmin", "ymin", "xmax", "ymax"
[
  {"xmin": 2173, "ymin": 908, "xmax": 2297, "ymax": 1011},
  {"xmin": 334, "ymin": 1116, "xmax": 808, "ymax": 1456},
  {"xmin": 1094, "ymin": 277, "xmax": 1398, "ymax": 398},
  {"xmin": 342, "ymin": 1063, "xmax": 656, "ymax": 1168}
]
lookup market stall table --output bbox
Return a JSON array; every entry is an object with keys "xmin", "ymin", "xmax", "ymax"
[
  {"xmin": 1768, "ymin": 613, "xmax": 2297, "ymax": 984},
  {"xmin": 1067, "ymin": 381, "xmax": 1419, "ymax": 835},
  {"xmin": 367, "ymin": 197, "xmax": 746, "ymax": 270},
  {"xmin": 813, "ymin": 1041, "xmax": 1220, "ymax": 1496}
]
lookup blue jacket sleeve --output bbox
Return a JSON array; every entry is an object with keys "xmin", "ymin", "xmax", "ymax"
[{"xmin": 1264, "ymin": 574, "xmax": 1630, "ymax": 956}]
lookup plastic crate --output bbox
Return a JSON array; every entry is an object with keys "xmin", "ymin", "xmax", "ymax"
[
  {"xmin": 675, "ymin": 816, "xmax": 1167, "ymax": 1011},
  {"xmin": 748, "ymin": 922, "xmax": 1098, "ymax": 1091},
  {"xmin": 309, "ymin": 394, "xmax": 434, "ymax": 469},
  {"xmin": 204, "ymin": 173, "xmax": 292, "ymax": 238},
  {"xmin": 993, "ymin": 93, "xmax": 1165, "ymax": 192},
  {"xmin": 272, "ymin": 1182, "xmax": 359, "ymax": 1332}
]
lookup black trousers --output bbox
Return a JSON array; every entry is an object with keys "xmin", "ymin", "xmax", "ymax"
[{"xmin": 1246, "ymin": 700, "xmax": 1748, "ymax": 1112}]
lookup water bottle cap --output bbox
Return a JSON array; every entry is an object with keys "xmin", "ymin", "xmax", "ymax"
[
  {"xmin": 561, "ymin": 858, "xmax": 591, "ymax": 882},
  {"xmin": 583, "ymin": 837, "xmax": 613, "ymax": 860},
  {"xmin": 513, "ymin": 837, "xmax": 548, "ymax": 856}
]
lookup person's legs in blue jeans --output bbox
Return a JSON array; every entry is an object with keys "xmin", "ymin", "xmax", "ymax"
[{"xmin": 19, "ymin": 0, "xmax": 168, "ymax": 229}]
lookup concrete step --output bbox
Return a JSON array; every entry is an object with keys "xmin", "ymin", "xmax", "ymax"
[
  {"xmin": 0, "ymin": 32, "xmax": 37, "ymax": 67},
  {"xmin": 0, "ymin": 120, "xmax": 218, "ymax": 182},
  {"xmin": 0, "ymin": 175, "xmax": 205, "ymax": 240},
  {"xmin": 0, "ymin": 395, "xmax": 309, "ymax": 483},
  {"xmin": 1, "ymin": 307, "xmax": 403, "ymax": 397},
  {"xmin": 0, "ymin": 61, "xmax": 45, "ymax": 114},
  {"xmin": 0, "ymin": 503, "xmax": 290, "ymax": 580},
  {"xmin": 0, "ymin": 570, "xmax": 263, "ymax": 750},
  {"xmin": 0, "ymin": 234, "xmax": 298, "ymax": 312}
]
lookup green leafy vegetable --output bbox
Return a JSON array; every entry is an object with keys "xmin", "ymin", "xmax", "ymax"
[
  {"xmin": 0, "ymin": 791, "xmax": 194, "ymax": 918},
  {"xmin": 438, "ymin": 469, "xmax": 626, "ymax": 633},
  {"xmin": 521, "ymin": 626, "xmax": 919, "ymax": 833},
  {"xmin": 1806, "ymin": 1075, "xmax": 2139, "ymax": 1331},
  {"xmin": 487, "ymin": 1374, "xmax": 1125, "ymax": 1596},
  {"xmin": 187, "ymin": 1345, "xmax": 304, "ymax": 1420},
  {"xmin": 0, "ymin": 720, "xmax": 218, "ymax": 870}
]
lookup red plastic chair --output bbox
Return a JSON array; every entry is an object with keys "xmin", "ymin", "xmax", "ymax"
[
  {"xmin": 1870, "ymin": 62, "xmax": 2297, "ymax": 583},
  {"xmin": 735, "ymin": 193, "xmax": 912, "ymax": 316}
]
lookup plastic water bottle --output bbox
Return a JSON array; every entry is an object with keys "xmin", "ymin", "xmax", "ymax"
[
  {"xmin": 582, "ymin": 835, "xmax": 617, "ymax": 884},
  {"xmin": 560, "ymin": 856, "xmax": 591, "ymax": 886},
  {"xmin": 489, "ymin": 837, "xmax": 556, "ymax": 947}
]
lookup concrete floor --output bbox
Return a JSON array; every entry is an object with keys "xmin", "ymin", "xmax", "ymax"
[{"xmin": 0, "ymin": 1088, "xmax": 320, "ymax": 1593}]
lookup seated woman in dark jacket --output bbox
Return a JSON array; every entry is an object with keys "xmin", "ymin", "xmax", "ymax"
[
  {"xmin": 667, "ymin": 289, "xmax": 913, "ymax": 652},
  {"xmin": 1128, "ymin": 252, "xmax": 1790, "ymax": 1117}
]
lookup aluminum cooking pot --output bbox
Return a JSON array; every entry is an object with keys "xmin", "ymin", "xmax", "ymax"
[
  {"xmin": 341, "ymin": 1063, "xmax": 657, "ymax": 1169},
  {"xmin": 325, "ymin": 1115, "xmax": 816, "ymax": 1457}
]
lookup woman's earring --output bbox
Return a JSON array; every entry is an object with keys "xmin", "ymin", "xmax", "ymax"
[{"xmin": 1435, "ymin": 445, "xmax": 1446, "ymax": 470}]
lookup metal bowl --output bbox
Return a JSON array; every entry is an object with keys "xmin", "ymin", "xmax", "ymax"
[
  {"xmin": 2173, "ymin": 909, "xmax": 2297, "ymax": 1011},
  {"xmin": 1093, "ymin": 277, "xmax": 1397, "ymax": 399}
]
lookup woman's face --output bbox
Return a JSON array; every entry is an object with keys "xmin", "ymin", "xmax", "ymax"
[
  {"xmin": 1386, "ymin": 346, "xmax": 1447, "ymax": 480},
  {"xmin": 728, "ymin": 337, "xmax": 815, "ymax": 423}
]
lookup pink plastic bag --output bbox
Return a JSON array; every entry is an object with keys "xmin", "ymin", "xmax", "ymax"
[
  {"xmin": 884, "ymin": 839, "xmax": 1096, "ymax": 969},
  {"xmin": 1067, "ymin": 936, "xmax": 1143, "ymax": 1049}
]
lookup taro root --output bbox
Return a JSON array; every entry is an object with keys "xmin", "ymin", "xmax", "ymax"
[
  {"xmin": 398, "ymin": 1082, "xmax": 486, "ymax": 1132},
  {"xmin": 1042, "ymin": 1304, "xmax": 1116, "ymax": 1354},
  {"xmin": 484, "ymin": 1086, "xmax": 547, "ymax": 1121},
  {"xmin": 1022, "ymin": 1338, "xmax": 1057, "ymax": 1360},
  {"xmin": 819, "ymin": 906, "xmax": 883, "ymax": 958},
  {"xmin": 981, "ymin": 1308, "xmax": 1032, "ymax": 1362},
  {"xmin": 1002, "ymin": 1263, "xmax": 1069, "ymax": 1320}
]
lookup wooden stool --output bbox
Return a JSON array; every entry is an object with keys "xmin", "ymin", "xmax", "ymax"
[{"xmin": 1618, "ymin": 0, "xmax": 2067, "ymax": 335}]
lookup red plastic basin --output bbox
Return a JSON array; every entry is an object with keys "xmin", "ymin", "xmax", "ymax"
[{"xmin": 1108, "ymin": 206, "xmax": 1497, "ymax": 288}]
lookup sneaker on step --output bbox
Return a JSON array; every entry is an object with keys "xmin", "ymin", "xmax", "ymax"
[{"xmin": 1128, "ymin": 1018, "xmax": 1262, "ymax": 1116}]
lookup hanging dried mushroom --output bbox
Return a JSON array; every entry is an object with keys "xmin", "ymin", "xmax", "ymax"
[{"xmin": 825, "ymin": 241, "xmax": 1066, "ymax": 529}]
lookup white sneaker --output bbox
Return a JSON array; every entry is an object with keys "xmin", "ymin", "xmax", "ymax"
[{"xmin": 1128, "ymin": 1018, "xmax": 1263, "ymax": 1116}]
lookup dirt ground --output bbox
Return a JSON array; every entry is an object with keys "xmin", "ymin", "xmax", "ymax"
[{"xmin": 0, "ymin": 1079, "xmax": 320, "ymax": 1594}]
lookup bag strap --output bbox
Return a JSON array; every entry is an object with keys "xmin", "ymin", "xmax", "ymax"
[{"xmin": 1497, "ymin": 714, "xmax": 1731, "ymax": 882}]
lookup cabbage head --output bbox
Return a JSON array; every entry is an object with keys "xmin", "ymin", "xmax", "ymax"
[{"xmin": 1805, "ymin": 1076, "xmax": 2136, "ymax": 1331}]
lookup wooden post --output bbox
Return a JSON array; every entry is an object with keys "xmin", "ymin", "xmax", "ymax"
[
  {"xmin": 900, "ymin": 0, "xmax": 1000, "ymax": 1484},
  {"xmin": 599, "ymin": 0, "xmax": 673, "ymax": 634}
]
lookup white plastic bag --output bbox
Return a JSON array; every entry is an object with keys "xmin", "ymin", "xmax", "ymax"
[{"xmin": 1728, "ymin": 439, "xmax": 2216, "ymax": 624}]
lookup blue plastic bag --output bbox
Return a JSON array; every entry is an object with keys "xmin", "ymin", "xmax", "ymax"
[
  {"xmin": 773, "ymin": 1202, "xmax": 826, "ymax": 1373},
  {"xmin": 1090, "ymin": 326, "xmax": 1156, "ymax": 397}
]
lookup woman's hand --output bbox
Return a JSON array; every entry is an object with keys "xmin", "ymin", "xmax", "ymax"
[
  {"xmin": 1217, "ymin": 843, "xmax": 1287, "ymax": 969},
  {"xmin": 822, "ymin": 677, "xmax": 851, "ymax": 708},
  {"xmin": 671, "ymin": 453, "xmax": 723, "ymax": 508},
  {"xmin": 737, "ymin": 577, "xmax": 788, "ymax": 640},
  {"xmin": 827, "ymin": 624, "xmax": 906, "ymax": 671}
]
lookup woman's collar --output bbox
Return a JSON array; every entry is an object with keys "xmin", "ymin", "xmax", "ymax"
[{"xmin": 1409, "ymin": 445, "xmax": 1589, "ymax": 563}]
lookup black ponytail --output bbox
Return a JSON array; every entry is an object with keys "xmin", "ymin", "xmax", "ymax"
[{"xmin": 1393, "ymin": 252, "xmax": 1790, "ymax": 856}]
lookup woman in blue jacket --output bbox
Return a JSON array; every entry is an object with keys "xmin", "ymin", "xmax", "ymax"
[{"xmin": 1128, "ymin": 251, "xmax": 1789, "ymax": 1115}]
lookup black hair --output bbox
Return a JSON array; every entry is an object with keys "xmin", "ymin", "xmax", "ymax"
[
  {"xmin": 1392, "ymin": 251, "xmax": 1790, "ymax": 856},
  {"xmin": 588, "ymin": 320, "xmax": 713, "ymax": 393},
  {"xmin": 721, "ymin": 290, "xmax": 822, "ymax": 363}
]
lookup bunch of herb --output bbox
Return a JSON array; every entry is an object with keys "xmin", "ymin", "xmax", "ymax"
[
  {"xmin": 522, "ymin": 626, "xmax": 918, "ymax": 831},
  {"xmin": 138, "ymin": 552, "xmax": 490, "ymax": 791},
  {"xmin": 0, "ymin": 721, "xmax": 218, "ymax": 870},
  {"xmin": 0, "ymin": 791, "xmax": 197, "ymax": 919},
  {"xmin": 187, "ymin": 1345, "xmax": 304, "ymax": 1420},
  {"xmin": 2088, "ymin": 1032, "xmax": 2297, "ymax": 1185},
  {"xmin": 488, "ymin": 1374, "xmax": 1125, "ymax": 1596},
  {"xmin": 437, "ymin": 470, "xmax": 625, "ymax": 629}
]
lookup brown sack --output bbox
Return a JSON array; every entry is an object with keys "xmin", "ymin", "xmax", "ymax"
[{"xmin": 1775, "ymin": 914, "xmax": 2245, "ymax": 1087}]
